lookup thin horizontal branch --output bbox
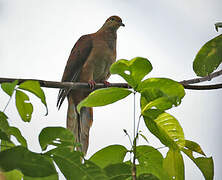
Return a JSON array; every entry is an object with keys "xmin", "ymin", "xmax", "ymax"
[
  {"xmin": 0, "ymin": 77, "xmax": 130, "ymax": 90},
  {"xmin": 183, "ymin": 84, "xmax": 222, "ymax": 90},
  {"xmin": 179, "ymin": 69, "xmax": 222, "ymax": 85},
  {"xmin": 0, "ymin": 76, "xmax": 221, "ymax": 90}
]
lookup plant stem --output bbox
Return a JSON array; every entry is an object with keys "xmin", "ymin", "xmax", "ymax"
[
  {"xmin": 132, "ymin": 139, "xmax": 137, "ymax": 180},
  {"xmin": 132, "ymin": 91, "xmax": 137, "ymax": 180},
  {"xmin": 3, "ymin": 90, "xmax": 15, "ymax": 112}
]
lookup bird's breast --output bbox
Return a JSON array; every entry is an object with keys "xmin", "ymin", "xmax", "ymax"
[{"xmin": 88, "ymin": 39, "xmax": 116, "ymax": 82}]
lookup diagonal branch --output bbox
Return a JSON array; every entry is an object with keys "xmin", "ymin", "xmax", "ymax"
[{"xmin": 179, "ymin": 69, "xmax": 222, "ymax": 85}]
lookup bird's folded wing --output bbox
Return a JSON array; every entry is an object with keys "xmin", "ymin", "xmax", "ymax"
[{"xmin": 57, "ymin": 34, "xmax": 93, "ymax": 109}]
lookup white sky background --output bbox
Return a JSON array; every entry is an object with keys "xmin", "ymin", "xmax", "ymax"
[{"xmin": 0, "ymin": 0, "xmax": 222, "ymax": 179}]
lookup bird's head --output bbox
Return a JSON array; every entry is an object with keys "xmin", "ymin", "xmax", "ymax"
[{"xmin": 101, "ymin": 16, "xmax": 125, "ymax": 32}]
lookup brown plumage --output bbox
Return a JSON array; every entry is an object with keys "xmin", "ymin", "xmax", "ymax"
[{"xmin": 57, "ymin": 16, "xmax": 124, "ymax": 155}]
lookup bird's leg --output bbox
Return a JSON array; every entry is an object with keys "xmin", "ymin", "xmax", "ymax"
[
  {"xmin": 103, "ymin": 80, "xmax": 111, "ymax": 87},
  {"xmin": 88, "ymin": 80, "xmax": 96, "ymax": 89}
]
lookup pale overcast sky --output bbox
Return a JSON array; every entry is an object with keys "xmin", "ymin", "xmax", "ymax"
[{"xmin": 0, "ymin": 0, "xmax": 222, "ymax": 179}]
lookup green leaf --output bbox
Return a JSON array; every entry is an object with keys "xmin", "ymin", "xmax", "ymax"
[
  {"xmin": 83, "ymin": 160, "xmax": 108, "ymax": 180},
  {"xmin": 0, "ymin": 146, "xmax": 57, "ymax": 177},
  {"xmin": 39, "ymin": 127, "xmax": 75, "ymax": 151},
  {"xmin": 110, "ymin": 57, "xmax": 153, "ymax": 89},
  {"xmin": 3, "ymin": 169, "xmax": 23, "ymax": 180},
  {"xmin": 1, "ymin": 80, "xmax": 18, "ymax": 96},
  {"xmin": 15, "ymin": 90, "xmax": 33, "ymax": 122},
  {"xmin": 138, "ymin": 132, "xmax": 149, "ymax": 144},
  {"xmin": 23, "ymin": 174, "xmax": 58, "ymax": 180},
  {"xmin": 136, "ymin": 145, "xmax": 169, "ymax": 180},
  {"xmin": 138, "ymin": 173, "xmax": 160, "ymax": 180},
  {"xmin": 143, "ymin": 112, "xmax": 185, "ymax": 149},
  {"xmin": 163, "ymin": 148, "xmax": 184, "ymax": 180},
  {"xmin": 50, "ymin": 147, "xmax": 84, "ymax": 179},
  {"xmin": 77, "ymin": 87, "xmax": 132, "ymax": 113},
  {"xmin": 104, "ymin": 163, "xmax": 131, "ymax": 180},
  {"xmin": 193, "ymin": 34, "xmax": 222, "ymax": 76},
  {"xmin": 139, "ymin": 78, "xmax": 185, "ymax": 112},
  {"xmin": 0, "ymin": 140, "xmax": 15, "ymax": 152},
  {"xmin": 8, "ymin": 127, "xmax": 27, "ymax": 147},
  {"xmin": 89, "ymin": 145, "xmax": 128, "ymax": 169},
  {"xmin": 0, "ymin": 111, "xmax": 9, "ymax": 130},
  {"xmin": 50, "ymin": 147, "xmax": 107, "ymax": 180},
  {"xmin": 0, "ymin": 129, "xmax": 11, "ymax": 142},
  {"xmin": 0, "ymin": 111, "xmax": 27, "ymax": 147},
  {"xmin": 194, "ymin": 157, "xmax": 214, "ymax": 180},
  {"xmin": 184, "ymin": 140, "xmax": 205, "ymax": 156},
  {"xmin": 18, "ymin": 81, "xmax": 48, "ymax": 115},
  {"xmin": 182, "ymin": 148, "xmax": 214, "ymax": 180}
]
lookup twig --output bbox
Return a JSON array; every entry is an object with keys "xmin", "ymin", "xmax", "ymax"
[
  {"xmin": 183, "ymin": 84, "xmax": 222, "ymax": 90},
  {"xmin": 179, "ymin": 69, "xmax": 222, "ymax": 85}
]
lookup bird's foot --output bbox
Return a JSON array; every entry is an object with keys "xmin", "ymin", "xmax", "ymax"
[
  {"xmin": 88, "ymin": 80, "xmax": 96, "ymax": 89},
  {"xmin": 103, "ymin": 80, "xmax": 111, "ymax": 87}
]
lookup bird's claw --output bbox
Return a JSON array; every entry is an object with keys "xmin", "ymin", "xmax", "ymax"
[
  {"xmin": 88, "ymin": 80, "xmax": 96, "ymax": 89},
  {"xmin": 103, "ymin": 80, "xmax": 111, "ymax": 87}
]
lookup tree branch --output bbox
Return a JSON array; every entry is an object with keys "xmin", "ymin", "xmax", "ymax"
[
  {"xmin": 179, "ymin": 69, "xmax": 222, "ymax": 85},
  {"xmin": 183, "ymin": 84, "xmax": 222, "ymax": 90},
  {"xmin": 0, "ymin": 71, "xmax": 222, "ymax": 91},
  {"xmin": 0, "ymin": 77, "xmax": 129, "ymax": 90}
]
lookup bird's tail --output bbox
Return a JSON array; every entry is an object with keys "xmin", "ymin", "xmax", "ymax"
[{"xmin": 67, "ymin": 96, "xmax": 93, "ymax": 155}]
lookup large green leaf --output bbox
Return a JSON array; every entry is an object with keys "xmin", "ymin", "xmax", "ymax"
[
  {"xmin": 104, "ymin": 163, "xmax": 131, "ymax": 180},
  {"xmin": 89, "ymin": 145, "xmax": 128, "ymax": 168},
  {"xmin": 0, "ymin": 146, "xmax": 57, "ymax": 178},
  {"xmin": 77, "ymin": 87, "xmax": 132, "ymax": 113},
  {"xmin": 143, "ymin": 112, "xmax": 185, "ymax": 149},
  {"xmin": 18, "ymin": 81, "xmax": 48, "ymax": 115},
  {"xmin": 39, "ymin": 127, "xmax": 75, "ymax": 151},
  {"xmin": 50, "ymin": 147, "xmax": 107, "ymax": 180},
  {"xmin": 182, "ymin": 148, "xmax": 214, "ymax": 180},
  {"xmin": 163, "ymin": 148, "xmax": 184, "ymax": 180},
  {"xmin": 1, "ymin": 80, "xmax": 18, "ymax": 96},
  {"xmin": 110, "ymin": 57, "xmax": 153, "ymax": 89},
  {"xmin": 15, "ymin": 90, "xmax": 33, "ymax": 122},
  {"xmin": 139, "ymin": 78, "xmax": 185, "ymax": 112},
  {"xmin": 136, "ymin": 145, "xmax": 169, "ymax": 180},
  {"xmin": 193, "ymin": 34, "xmax": 222, "ymax": 76}
]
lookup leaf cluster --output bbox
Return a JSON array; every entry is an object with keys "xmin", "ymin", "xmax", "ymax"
[{"xmin": 0, "ymin": 27, "xmax": 221, "ymax": 179}]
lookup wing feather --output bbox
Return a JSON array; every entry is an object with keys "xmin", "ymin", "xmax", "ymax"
[{"xmin": 57, "ymin": 35, "xmax": 93, "ymax": 109}]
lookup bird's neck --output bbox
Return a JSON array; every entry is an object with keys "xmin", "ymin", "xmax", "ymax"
[{"xmin": 96, "ymin": 28, "xmax": 117, "ymax": 41}]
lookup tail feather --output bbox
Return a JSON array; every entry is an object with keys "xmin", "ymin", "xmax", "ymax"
[
  {"xmin": 67, "ymin": 96, "xmax": 93, "ymax": 155},
  {"xmin": 79, "ymin": 107, "xmax": 93, "ymax": 154}
]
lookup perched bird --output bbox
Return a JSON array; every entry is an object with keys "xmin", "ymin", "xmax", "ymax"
[{"xmin": 57, "ymin": 16, "xmax": 124, "ymax": 154}]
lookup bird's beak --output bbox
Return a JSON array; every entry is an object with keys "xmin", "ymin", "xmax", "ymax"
[{"xmin": 120, "ymin": 22, "xmax": 125, "ymax": 27}]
